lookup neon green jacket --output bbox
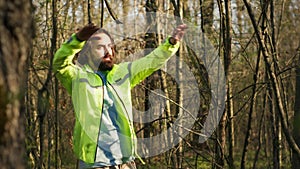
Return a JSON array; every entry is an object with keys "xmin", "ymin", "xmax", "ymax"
[{"xmin": 53, "ymin": 33, "xmax": 179, "ymax": 164}]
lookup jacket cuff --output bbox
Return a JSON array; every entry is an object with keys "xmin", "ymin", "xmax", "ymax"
[
  {"xmin": 65, "ymin": 33, "xmax": 85, "ymax": 48},
  {"xmin": 165, "ymin": 36, "xmax": 180, "ymax": 47},
  {"xmin": 164, "ymin": 36, "xmax": 180, "ymax": 49}
]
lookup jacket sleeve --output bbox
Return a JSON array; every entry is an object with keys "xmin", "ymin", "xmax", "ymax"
[
  {"xmin": 128, "ymin": 37, "xmax": 180, "ymax": 88},
  {"xmin": 53, "ymin": 33, "xmax": 85, "ymax": 94}
]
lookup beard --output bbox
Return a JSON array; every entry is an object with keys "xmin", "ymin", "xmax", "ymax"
[
  {"xmin": 98, "ymin": 60, "xmax": 114, "ymax": 71},
  {"xmin": 97, "ymin": 53, "xmax": 114, "ymax": 71}
]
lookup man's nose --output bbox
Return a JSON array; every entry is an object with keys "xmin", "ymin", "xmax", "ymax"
[{"xmin": 104, "ymin": 46, "xmax": 112, "ymax": 55}]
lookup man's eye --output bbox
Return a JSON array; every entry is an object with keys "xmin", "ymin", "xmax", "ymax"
[{"xmin": 97, "ymin": 45, "xmax": 105, "ymax": 49}]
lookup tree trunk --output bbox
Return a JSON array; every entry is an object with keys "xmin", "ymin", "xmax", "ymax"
[
  {"xmin": 122, "ymin": 0, "xmax": 130, "ymax": 26},
  {"xmin": 144, "ymin": 0, "xmax": 157, "ymax": 164},
  {"xmin": 170, "ymin": 0, "xmax": 185, "ymax": 168},
  {"xmin": 252, "ymin": 95, "xmax": 266, "ymax": 169},
  {"xmin": 0, "ymin": 0, "xmax": 33, "ymax": 168},
  {"xmin": 54, "ymin": 78, "xmax": 60, "ymax": 169},
  {"xmin": 201, "ymin": 0, "xmax": 214, "ymax": 34},
  {"xmin": 215, "ymin": 0, "xmax": 228, "ymax": 167},
  {"xmin": 224, "ymin": 0, "xmax": 234, "ymax": 168},
  {"xmin": 240, "ymin": 44, "xmax": 261, "ymax": 169},
  {"xmin": 269, "ymin": 0, "xmax": 282, "ymax": 167},
  {"xmin": 52, "ymin": 0, "xmax": 59, "ymax": 168},
  {"xmin": 293, "ymin": 43, "xmax": 300, "ymax": 168}
]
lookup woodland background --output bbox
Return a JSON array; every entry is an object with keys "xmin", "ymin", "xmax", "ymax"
[{"xmin": 0, "ymin": 0, "xmax": 300, "ymax": 168}]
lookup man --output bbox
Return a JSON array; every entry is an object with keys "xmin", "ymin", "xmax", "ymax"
[{"xmin": 53, "ymin": 23, "xmax": 187, "ymax": 169}]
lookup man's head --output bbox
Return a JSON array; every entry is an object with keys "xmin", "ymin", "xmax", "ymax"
[{"xmin": 78, "ymin": 29, "xmax": 116, "ymax": 71}]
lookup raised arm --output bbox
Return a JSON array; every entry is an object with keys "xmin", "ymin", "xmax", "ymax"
[
  {"xmin": 128, "ymin": 24, "xmax": 187, "ymax": 88},
  {"xmin": 53, "ymin": 24, "xmax": 99, "ymax": 93}
]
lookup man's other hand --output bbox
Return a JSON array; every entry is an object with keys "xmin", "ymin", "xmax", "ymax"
[
  {"xmin": 169, "ymin": 24, "xmax": 187, "ymax": 45},
  {"xmin": 76, "ymin": 23, "xmax": 100, "ymax": 41}
]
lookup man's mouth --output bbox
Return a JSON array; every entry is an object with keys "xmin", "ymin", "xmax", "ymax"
[
  {"xmin": 102, "ymin": 54, "xmax": 112, "ymax": 62},
  {"xmin": 103, "ymin": 57, "xmax": 111, "ymax": 62}
]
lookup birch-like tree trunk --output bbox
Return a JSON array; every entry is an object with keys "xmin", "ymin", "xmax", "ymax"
[{"xmin": 269, "ymin": 0, "xmax": 282, "ymax": 167}]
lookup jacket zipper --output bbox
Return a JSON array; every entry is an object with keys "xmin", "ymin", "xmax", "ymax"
[
  {"xmin": 107, "ymin": 82, "xmax": 145, "ymax": 164},
  {"xmin": 107, "ymin": 81, "xmax": 139, "ymax": 159},
  {"xmin": 94, "ymin": 74, "xmax": 105, "ymax": 162}
]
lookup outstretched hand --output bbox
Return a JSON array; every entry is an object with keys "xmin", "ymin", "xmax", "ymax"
[
  {"xmin": 169, "ymin": 24, "xmax": 188, "ymax": 45},
  {"xmin": 76, "ymin": 23, "xmax": 100, "ymax": 41}
]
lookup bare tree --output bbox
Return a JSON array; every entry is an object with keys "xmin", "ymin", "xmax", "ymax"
[
  {"xmin": 243, "ymin": 0, "xmax": 300, "ymax": 161},
  {"xmin": 224, "ymin": 0, "xmax": 234, "ymax": 167},
  {"xmin": 215, "ymin": 0, "xmax": 229, "ymax": 167},
  {"xmin": 240, "ymin": 28, "xmax": 261, "ymax": 169},
  {"xmin": 25, "ymin": 0, "xmax": 300, "ymax": 168}
]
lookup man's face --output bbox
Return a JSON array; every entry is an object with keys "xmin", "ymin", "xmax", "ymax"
[{"xmin": 89, "ymin": 33, "xmax": 115, "ymax": 71}]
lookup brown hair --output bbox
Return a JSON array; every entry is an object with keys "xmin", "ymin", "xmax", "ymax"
[{"xmin": 77, "ymin": 28, "xmax": 116, "ymax": 66}]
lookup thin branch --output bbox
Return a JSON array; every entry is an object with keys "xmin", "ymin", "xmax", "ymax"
[
  {"xmin": 103, "ymin": 0, "xmax": 122, "ymax": 24},
  {"xmin": 243, "ymin": 0, "xmax": 300, "ymax": 159},
  {"xmin": 87, "ymin": 0, "xmax": 91, "ymax": 24}
]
